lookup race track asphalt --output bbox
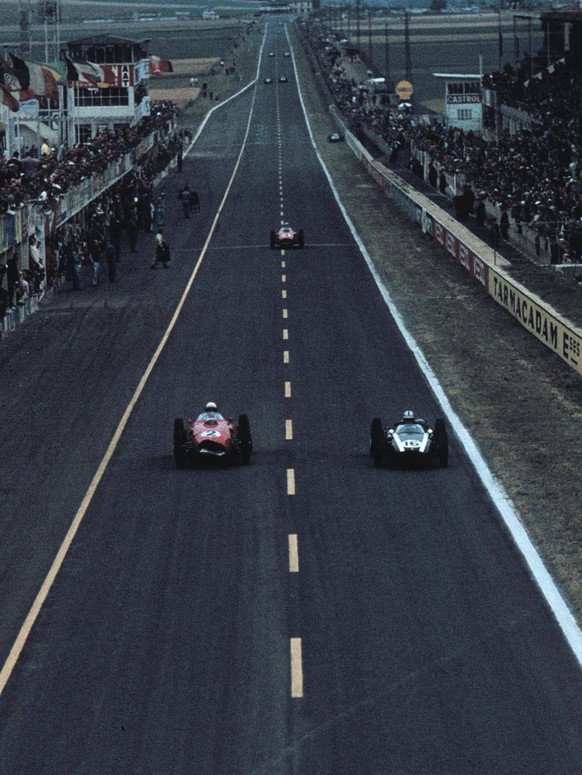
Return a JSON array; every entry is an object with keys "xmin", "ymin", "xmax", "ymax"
[{"xmin": 0, "ymin": 22, "xmax": 581, "ymax": 775}]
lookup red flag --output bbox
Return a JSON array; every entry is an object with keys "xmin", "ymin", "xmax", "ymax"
[
  {"xmin": 64, "ymin": 55, "xmax": 115, "ymax": 87},
  {"xmin": 9, "ymin": 53, "xmax": 61, "ymax": 100},
  {"xmin": 149, "ymin": 56, "xmax": 173, "ymax": 78}
]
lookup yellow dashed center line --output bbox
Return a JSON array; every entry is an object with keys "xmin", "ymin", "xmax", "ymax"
[
  {"xmin": 289, "ymin": 534, "xmax": 299, "ymax": 572},
  {"xmin": 290, "ymin": 638, "xmax": 303, "ymax": 697},
  {"xmin": 276, "ymin": 61, "xmax": 302, "ymax": 703}
]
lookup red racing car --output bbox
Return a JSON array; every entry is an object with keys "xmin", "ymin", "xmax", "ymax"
[
  {"xmin": 270, "ymin": 225, "xmax": 305, "ymax": 249},
  {"xmin": 173, "ymin": 404, "xmax": 252, "ymax": 467}
]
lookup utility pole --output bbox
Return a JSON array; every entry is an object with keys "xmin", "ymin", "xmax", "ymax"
[
  {"xmin": 38, "ymin": 0, "xmax": 62, "ymax": 62},
  {"xmin": 404, "ymin": 10, "xmax": 412, "ymax": 82},
  {"xmin": 384, "ymin": 23, "xmax": 392, "ymax": 90},
  {"xmin": 18, "ymin": 0, "xmax": 32, "ymax": 56}
]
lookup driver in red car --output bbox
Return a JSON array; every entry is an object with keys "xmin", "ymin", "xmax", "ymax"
[{"xmin": 197, "ymin": 401, "xmax": 224, "ymax": 421}]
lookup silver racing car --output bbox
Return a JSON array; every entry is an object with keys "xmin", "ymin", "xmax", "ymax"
[{"xmin": 370, "ymin": 410, "xmax": 449, "ymax": 468}]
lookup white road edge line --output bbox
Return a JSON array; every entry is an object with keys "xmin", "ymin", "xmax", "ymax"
[
  {"xmin": 287, "ymin": 27, "xmax": 582, "ymax": 669},
  {"xmin": 0, "ymin": 36, "xmax": 268, "ymax": 698}
]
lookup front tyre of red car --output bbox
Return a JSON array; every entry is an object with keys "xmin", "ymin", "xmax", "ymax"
[
  {"xmin": 238, "ymin": 413, "xmax": 253, "ymax": 464},
  {"xmin": 173, "ymin": 418, "xmax": 186, "ymax": 469}
]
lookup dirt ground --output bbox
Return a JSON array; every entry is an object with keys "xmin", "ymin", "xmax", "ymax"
[{"xmin": 150, "ymin": 34, "xmax": 582, "ymax": 629}]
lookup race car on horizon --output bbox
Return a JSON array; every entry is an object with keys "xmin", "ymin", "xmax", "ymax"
[
  {"xmin": 328, "ymin": 131, "xmax": 344, "ymax": 142},
  {"xmin": 278, "ymin": 75, "xmax": 289, "ymax": 83},
  {"xmin": 173, "ymin": 405, "xmax": 252, "ymax": 468},
  {"xmin": 264, "ymin": 76, "xmax": 274, "ymax": 84},
  {"xmin": 370, "ymin": 411, "xmax": 449, "ymax": 468},
  {"xmin": 270, "ymin": 225, "xmax": 305, "ymax": 249}
]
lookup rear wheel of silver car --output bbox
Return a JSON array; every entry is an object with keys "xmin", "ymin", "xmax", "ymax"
[
  {"xmin": 238, "ymin": 414, "xmax": 252, "ymax": 464},
  {"xmin": 370, "ymin": 417, "xmax": 384, "ymax": 467},
  {"xmin": 173, "ymin": 418, "xmax": 186, "ymax": 469}
]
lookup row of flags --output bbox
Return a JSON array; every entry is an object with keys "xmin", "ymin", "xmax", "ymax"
[{"xmin": 0, "ymin": 53, "xmax": 173, "ymax": 112}]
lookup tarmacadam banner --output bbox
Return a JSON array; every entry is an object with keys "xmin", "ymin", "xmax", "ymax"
[
  {"xmin": 340, "ymin": 122, "xmax": 582, "ymax": 375},
  {"xmin": 489, "ymin": 269, "xmax": 582, "ymax": 375}
]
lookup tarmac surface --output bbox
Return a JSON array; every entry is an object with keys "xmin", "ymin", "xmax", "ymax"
[{"xmin": 0, "ymin": 21, "xmax": 581, "ymax": 774}]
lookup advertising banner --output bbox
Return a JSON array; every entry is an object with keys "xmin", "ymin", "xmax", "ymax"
[
  {"xmin": 431, "ymin": 219, "xmax": 489, "ymax": 288},
  {"xmin": 489, "ymin": 268, "xmax": 582, "ymax": 375}
]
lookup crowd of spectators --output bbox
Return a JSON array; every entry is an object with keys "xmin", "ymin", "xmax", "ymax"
[
  {"xmin": 0, "ymin": 101, "xmax": 182, "ymax": 315},
  {"xmin": 306, "ymin": 23, "xmax": 582, "ymax": 264},
  {"xmin": 0, "ymin": 100, "xmax": 178, "ymax": 216},
  {"xmin": 49, "ymin": 119, "xmax": 188, "ymax": 292}
]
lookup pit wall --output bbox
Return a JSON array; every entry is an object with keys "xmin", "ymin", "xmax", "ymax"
[{"xmin": 338, "ymin": 117, "xmax": 582, "ymax": 377}]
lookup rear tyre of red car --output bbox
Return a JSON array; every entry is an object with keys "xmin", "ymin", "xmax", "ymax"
[
  {"xmin": 370, "ymin": 417, "xmax": 384, "ymax": 467},
  {"xmin": 435, "ymin": 418, "xmax": 449, "ymax": 467},
  {"xmin": 238, "ymin": 414, "xmax": 252, "ymax": 464},
  {"xmin": 298, "ymin": 229, "xmax": 305, "ymax": 248},
  {"xmin": 174, "ymin": 418, "xmax": 186, "ymax": 469}
]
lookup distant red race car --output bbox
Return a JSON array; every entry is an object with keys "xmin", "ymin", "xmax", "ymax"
[
  {"xmin": 173, "ymin": 407, "xmax": 252, "ymax": 467},
  {"xmin": 270, "ymin": 225, "xmax": 305, "ymax": 249}
]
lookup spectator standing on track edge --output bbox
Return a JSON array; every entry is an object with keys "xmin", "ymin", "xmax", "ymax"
[
  {"xmin": 88, "ymin": 234, "xmax": 102, "ymax": 287},
  {"xmin": 154, "ymin": 193, "xmax": 166, "ymax": 228},
  {"xmin": 69, "ymin": 246, "xmax": 83, "ymax": 290},
  {"xmin": 179, "ymin": 184, "xmax": 192, "ymax": 218},
  {"xmin": 151, "ymin": 228, "xmax": 171, "ymax": 269}
]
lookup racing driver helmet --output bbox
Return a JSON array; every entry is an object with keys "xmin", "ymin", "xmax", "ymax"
[
  {"xmin": 205, "ymin": 401, "xmax": 218, "ymax": 413},
  {"xmin": 402, "ymin": 410, "xmax": 415, "ymax": 423}
]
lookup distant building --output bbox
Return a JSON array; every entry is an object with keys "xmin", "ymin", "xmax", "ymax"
[
  {"xmin": 258, "ymin": 1, "xmax": 313, "ymax": 14},
  {"xmin": 202, "ymin": 9, "xmax": 220, "ymax": 19},
  {"xmin": 433, "ymin": 73, "xmax": 482, "ymax": 133},
  {"xmin": 64, "ymin": 34, "xmax": 152, "ymax": 144},
  {"xmin": 289, "ymin": 0, "xmax": 312, "ymax": 14}
]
